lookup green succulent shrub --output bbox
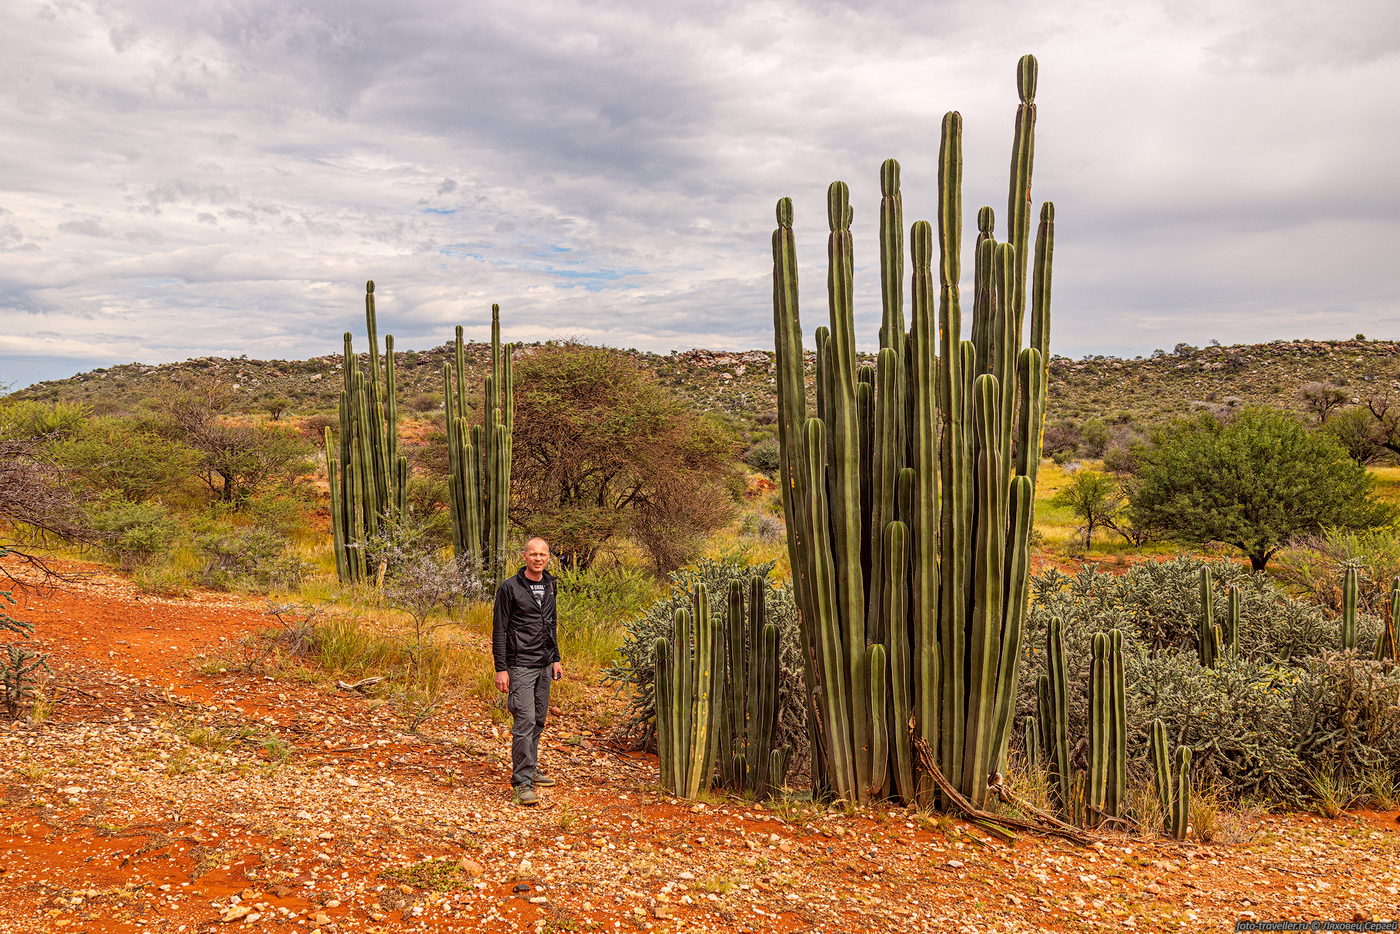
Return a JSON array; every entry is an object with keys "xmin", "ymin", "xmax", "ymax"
[{"xmin": 1021, "ymin": 557, "xmax": 1396, "ymax": 807}]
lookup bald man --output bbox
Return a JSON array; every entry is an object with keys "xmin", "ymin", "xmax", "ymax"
[{"xmin": 492, "ymin": 536, "xmax": 563, "ymax": 805}]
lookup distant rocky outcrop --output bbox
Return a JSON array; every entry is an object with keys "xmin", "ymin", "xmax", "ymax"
[{"xmin": 16, "ymin": 337, "xmax": 1400, "ymax": 426}]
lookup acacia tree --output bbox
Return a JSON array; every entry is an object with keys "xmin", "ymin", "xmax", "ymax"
[
  {"xmin": 510, "ymin": 343, "xmax": 737, "ymax": 570},
  {"xmin": 1051, "ymin": 469, "xmax": 1124, "ymax": 549},
  {"xmin": 150, "ymin": 375, "xmax": 311, "ymax": 506},
  {"xmin": 1127, "ymin": 406, "xmax": 1393, "ymax": 570}
]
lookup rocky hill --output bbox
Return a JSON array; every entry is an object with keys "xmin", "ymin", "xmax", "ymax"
[{"xmin": 15, "ymin": 337, "xmax": 1400, "ymax": 427}]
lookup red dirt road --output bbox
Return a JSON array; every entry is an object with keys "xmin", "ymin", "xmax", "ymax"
[{"xmin": 2, "ymin": 560, "xmax": 1398, "ymax": 933}]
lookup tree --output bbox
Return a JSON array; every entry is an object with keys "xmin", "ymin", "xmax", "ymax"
[
  {"xmin": 1126, "ymin": 406, "xmax": 1393, "ymax": 570},
  {"xmin": 53, "ymin": 417, "xmax": 200, "ymax": 501},
  {"xmin": 1051, "ymin": 469, "xmax": 1124, "ymax": 549},
  {"xmin": 510, "ymin": 343, "xmax": 738, "ymax": 570},
  {"xmin": 1322, "ymin": 406, "xmax": 1390, "ymax": 466},
  {"xmin": 261, "ymin": 395, "xmax": 293, "ymax": 421},
  {"xmin": 1298, "ymin": 381, "xmax": 1349, "ymax": 424},
  {"xmin": 150, "ymin": 375, "xmax": 312, "ymax": 506}
]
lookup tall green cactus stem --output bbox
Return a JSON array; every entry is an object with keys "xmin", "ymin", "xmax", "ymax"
[
  {"xmin": 824, "ymin": 181, "xmax": 875, "ymax": 801},
  {"xmin": 769, "ymin": 56, "xmax": 1052, "ymax": 807},
  {"xmin": 1226, "ymin": 585, "xmax": 1242, "ymax": 657},
  {"xmin": 908, "ymin": 220, "xmax": 941, "ymax": 795},
  {"xmin": 326, "ymin": 280, "xmax": 408, "ymax": 582},
  {"xmin": 1087, "ymin": 632, "xmax": 1109, "ymax": 827},
  {"xmin": 1172, "ymin": 746, "xmax": 1192, "ymax": 840},
  {"xmin": 1021, "ymin": 714, "xmax": 1041, "ymax": 775},
  {"xmin": 1342, "ymin": 566, "xmax": 1358, "ymax": 650},
  {"xmin": 655, "ymin": 637, "xmax": 676, "ymax": 793},
  {"xmin": 771, "ymin": 197, "xmax": 828, "ymax": 795},
  {"xmin": 1036, "ymin": 626, "xmax": 1072, "ymax": 812},
  {"xmin": 653, "ymin": 601, "xmax": 724, "ymax": 799},
  {"xmin": 719, "ymin": 575, "xmax": 788, "ymax": 798},
  {"xmin": 1150, "ymin": 720, "xmax": 1191, "ymax": 839},
  {"xmin": 1150, "ymin": 718, "xmax": 1173, "ymax": 834},
  {"xmin": 1198, "ymin": 566, "xmax": 1218, "ymax": 668},
  {"xmin": 442, "ymin": 308, "xmax": 514, "ymax": 585},
  {"xmin": 1377, "ymin": 576, "xmax": 1400, "ymax": 662},
  {"xmin": 1088, "ymin": 629, "xmax": 1127, "ymax": 828},
  {"xmin": 1109, "ymin": 629, "xmax": 1127, "ymax": 820}
]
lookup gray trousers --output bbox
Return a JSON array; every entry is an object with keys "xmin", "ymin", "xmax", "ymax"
[{"xmin": 507, "ymin": 665, "xmax": 552, "ymax": 788}]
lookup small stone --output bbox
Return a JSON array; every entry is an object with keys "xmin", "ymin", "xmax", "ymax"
[
  {"xmin": 296, "ymin": 811, "xmax": 314, "ymax": 821},
  {"xmin": 220, "ymin": 906, "xmax": 252, "ymax": 923},
  {"xmin": 528, "ymin": 896, "xmax": 548, "ymax": 904},
  {"xmin": 947, "ymin": 859, "xmax": 965, "ymax": 869},
  {"xmin": 459, "ymin": 859, "xmax": 484, "ymax": 878},
  {"xmin": 514, "ymin": 883, "xmax": 532, "ymax": 893}
]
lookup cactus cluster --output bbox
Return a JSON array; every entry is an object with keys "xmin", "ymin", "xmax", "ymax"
[
  {"xmin": 326, "ymin": 283, "xmax": 514, "ymax": 586},
  {"xmin": 1150, "ymin": 718, "xmax": 1191, "ymax": 840},
  {"xmin": 1197, "ymin": 566, "xmax": 1241, "ymax": 666},
  {"xmin": 771, "ymin": 55, "xmax": 1053, "ymax": 806},
  {"xmin": 1034, "ymin": 617, "xmax": 1072, "ymax": 812},
  {"xmin": 326, "ymin": 281, "xmax": 409, "ymax": 582},
  {"xmin": 1087, "ymin": 630, "xmax": 1127, "ymax": 827},
  {"xmin": 443, "ymin": 307, "xmax": 515, "ymax": 584},
  {"xmin": 655, "ymin": 589, "xmax": 722, "ymax": 798},
  {"xmin": 718, "ymin": 577, "xmax": 792, "ymax": 798},
  {"xmin": 654, "ymin": 581, "xmax": 791, "ymax": 799}
]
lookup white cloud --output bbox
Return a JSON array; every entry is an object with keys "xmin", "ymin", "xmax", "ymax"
[{"xmin": 1, "ymin": 0, "xmax": 1397, "ymax": 387}]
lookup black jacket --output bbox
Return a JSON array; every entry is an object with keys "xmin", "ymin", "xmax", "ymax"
[{"xmin": 492, "ymin": 567, "xmax": 560, "ymax": 672}]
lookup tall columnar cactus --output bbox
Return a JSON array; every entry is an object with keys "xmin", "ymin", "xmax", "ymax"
[
  {"xmin": 1198, "ymin": 566, "xmax": 1220, "ymax": 668},
  {"xmin": 719, "ymin": 575, "xmax": 791, "ymax": 798},
  {"xmin": 1341, "ymin": 566, "xmax": 1358, "ymax": 651},
  {"xmin": 326, "ymin": 280, "xmax": 409, "ymax": 582},
  {"xmin": 1150, "ymin": 719, "xmax": 1191, "ymax": 840},
  {"xmin": 1088, "ymin": 630, "xmax": 1127, "ymax": 827},
  {"xmin": 1172, "ymin": 746, "xmax": 1192, "ymax": 840},
  {"xmin": 1376, "ymin": 576, "xmax": 1400, "ymax": 663},
  {"xmin": 772, "ymin": 56, "xmax": 1054, "ymax": 806},
  {"xmin": 1225, "ymin": 585, "xmax": 1242, "ymax": 657},
  {"xmin": 1037, "ymin": 616, "xmax": 1072, "ymax": 813},
  {"xmin": 443, "ymin": 306, "xmax": 515, "ymax": 585},
  {"xmin": 655, "ymin": 594, "xmax": 724, "ymax": 798}
]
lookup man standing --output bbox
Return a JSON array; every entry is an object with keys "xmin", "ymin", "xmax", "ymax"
[{"xmin": 493, "ymin": 536, "xmax": 563, "ymax": 806}]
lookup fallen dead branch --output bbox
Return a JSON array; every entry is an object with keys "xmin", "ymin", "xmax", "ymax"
[{"xmin": 913, "ymin": 737, "xmax": 1092, "ymax": 846}]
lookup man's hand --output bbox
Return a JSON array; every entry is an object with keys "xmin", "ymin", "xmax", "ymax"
[
  {"xmin": 552, "ymin": 662, "xmax": 563, "ymax": 681},
  {"xmin": 495, "ymin": 670, "xmax": 510, "ymax": 693}
]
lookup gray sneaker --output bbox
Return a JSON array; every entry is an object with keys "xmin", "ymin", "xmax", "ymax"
[
  {"xmin": 514, "ymin": 786, "xmax": 539, "ymax": 806},
  {"xmin": 532, "ymin": 773, "xmax": 557, "ymax": 787}
]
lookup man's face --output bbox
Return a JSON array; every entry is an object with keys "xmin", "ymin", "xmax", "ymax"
[{"xmin": 523, "ymin": 540, "xmax": 550, "ymax": 574}]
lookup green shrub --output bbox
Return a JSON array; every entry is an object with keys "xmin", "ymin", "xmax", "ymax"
[
  {"xmin": 741, "ymin": 437, "xmax": 781, "ymax": 476},
  {"xmin": 196, "ymin": 525, "xmax": 308, "ymax": 591},
  {"xmin": 1271, "ymin": 527, "xmax": 1400, "ymax": 614},
  {"xmin": 54, "ymin": 417, "xmax": 199, "ymax": 501},
  {"xmin": 1022, "ymin": 557, "xmax": 1396, "ymax": 807},
  {"xmin": 91, "ymin": 500, "xmax": 181, "ymax": 571}
]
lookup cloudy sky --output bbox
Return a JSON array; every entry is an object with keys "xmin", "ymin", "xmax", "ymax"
[{"xmin": 2, "ymin": 0, "xmax": 1397, "ymax": 390}]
